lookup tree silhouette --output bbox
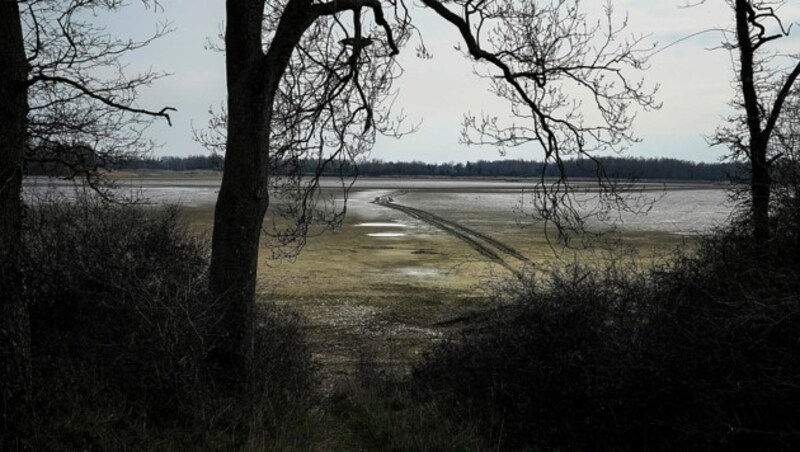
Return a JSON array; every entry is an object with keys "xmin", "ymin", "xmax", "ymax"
[
  {"xmin": 0, "ymin": 1, "xmax": 172, "ymax": 445},
  {"xmin": 710, "ymin": 0, "xmax": 800, "ymax": 242}
]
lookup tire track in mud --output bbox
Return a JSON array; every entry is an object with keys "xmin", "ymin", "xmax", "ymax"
[{"xmin": 372, "ymin": 196, "xmax": 533, "ymax": 271}]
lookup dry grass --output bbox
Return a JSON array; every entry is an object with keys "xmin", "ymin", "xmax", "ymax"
[
  {"xmin": 176, "ymin": 193, "xmax": 691, "ymax": 388},
  {"xmin": 180, "ymin": 198, "xmax": 688, "ymax": 300}
]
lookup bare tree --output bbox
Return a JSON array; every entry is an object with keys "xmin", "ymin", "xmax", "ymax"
[
  {"xmin": 206, "ymin": 0, "xmax": 411, "ymax": 382},
  {"xmin": 710, "ymin": 0, "xmax": 800, "ymax": 242},
  {"xmin": 211, "ymin": 0, "xmax": 655, "ymax": 381},
  {"xmin": 422, "ymin": 0, "xmax": 659, "ymax": 239},
  {"xmin": 0, "ymin": 1, "xmax": 172, "ymax": 444}
]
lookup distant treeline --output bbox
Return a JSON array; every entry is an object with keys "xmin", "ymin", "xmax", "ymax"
[
  {"xmin": 29, "ymin": 153, "xmax": 737, "ymax": 182},
  {"xmin": 116, "ymin": 154, "xmax": 225, "ymax": 172},
  {"xmin": 24, "ymin": 153, "xmax": 224, "ymax": 175},
  {"xmin": 353, "ymin": 157, "xmax": 736, "ymax": 181}
]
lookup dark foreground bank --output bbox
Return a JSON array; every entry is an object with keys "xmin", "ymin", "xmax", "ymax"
[{"xmin": 4, "ymin": 193, "xmax": 799, "ymax": 450}]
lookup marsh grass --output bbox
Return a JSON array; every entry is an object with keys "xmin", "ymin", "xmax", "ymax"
[{"xmin": 173, "ymin": 195, "xmax": 690, "ymax": 302}]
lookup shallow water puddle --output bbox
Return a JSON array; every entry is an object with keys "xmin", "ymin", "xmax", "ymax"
[
  {"xmin": 355, "ymin": 222, "xmax": 409, "ymax": 228},
  {"xmin": 400, "ymin": 267, "xmax": 442, "ymax": 277},
  {"xmin": 367, "ymin": 232, "xmax": 407, "ymax": 237}
]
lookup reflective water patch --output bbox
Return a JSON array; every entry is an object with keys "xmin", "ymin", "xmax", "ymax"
[
  {"xmin": 400, "ymin": 267, "xmax": 442, "ymax": 277},
  {"xmin": 355, "ymin": 222, "xmax": 409, "ymax": 228},
  {"xmin": 367, "ymin": 232, "xmax": 407, "ymax": 237}
]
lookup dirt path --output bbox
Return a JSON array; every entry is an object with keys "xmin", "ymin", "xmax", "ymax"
[{"xmin": 373, "ymin": 196, "xmax": 533, "ymax": 271}]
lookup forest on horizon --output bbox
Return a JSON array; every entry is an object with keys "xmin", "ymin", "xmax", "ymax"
[{"xmin": 42, "ymin": 154, "xmax": 737, "ymax": 182}]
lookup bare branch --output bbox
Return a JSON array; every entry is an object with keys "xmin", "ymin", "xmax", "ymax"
[
  {"xmin": 19, "ymin": 0, "xmax": 174, "ymax": 190},
  {"xmin": 763, "ymin": 61, "xmax": 800, "ymax": 140},
  {"xmin": 313, "ymin": 0, "xmax": 400, "ymax": 55},
  {"xmin": 419, "ymin": 0, "xmax": 658, "ymax": 239},
  {"xmin": 28, "ymin": 74, "xmax": 175, "ymax": 126}
]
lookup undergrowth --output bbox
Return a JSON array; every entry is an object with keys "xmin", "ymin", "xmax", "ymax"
[
  {"xmin": 21, "ymin": 195, "xmax": 316, "ymax": 450},
  {"xmin": 16, "ymin": 191, "xmax": 800, "ymax": 450},
  {"xmin": 414, "ymin": 205, "xmax": 800, "ymax": 450}
]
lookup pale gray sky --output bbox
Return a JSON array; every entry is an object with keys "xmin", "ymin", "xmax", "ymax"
[{"xmin": 108, "ymin": 1, "xmax": 800, "ymax": 163}]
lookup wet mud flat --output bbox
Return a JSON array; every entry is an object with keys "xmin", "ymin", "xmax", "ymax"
[
  {"xmin": 258, "ymin": 194, "xmax": 518, "ymax": 388},
  {"xmin": 259, "ymin": 188, "xmax": 712, "ymax": 390},
  {"xmin": 373, "ymin": 197, "xmax": 532, "ymax": 272}
]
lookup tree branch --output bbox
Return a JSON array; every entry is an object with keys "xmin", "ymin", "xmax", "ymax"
[
  {"xmin": 312, "ymin": 0, "xmax": 399, "ymax": 55},
  {"xmin": 419, "ymin": 0, "xmax": 561, "ymax": 153},
  {"xmin": 28, "ymin": 74, "xmax": 175, "ymax": 126},
  {"xmin": 763, "ymin": 61, "xmax": 800, "ymax": 142}
]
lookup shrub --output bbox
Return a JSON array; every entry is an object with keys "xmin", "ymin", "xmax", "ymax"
[
  {"xmin": 640, "ymin": 207, "xmax": 800, "ymax": 449},
  {"xmin": 21, "ymin": 194, "xmax": 316, "ymax": 448},
  {"xmin": 24, "ymin": 196, "xmax": 214, "ymax": 419},
  {"xmin": 414, "ymin": 206, "xmax": 800, "ymax": 450},
  {"xmin": 414, "ymin": 261, "xmax": 654, "ymax": 450}
]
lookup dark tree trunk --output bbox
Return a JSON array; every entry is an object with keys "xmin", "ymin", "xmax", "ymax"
[
  {"xmin": 751, "ymin": 139, "xmax": 771, "ymax": 242},
  {"xmin": 208, "ymin": 0, "xmax": 270, "ymax": 383},
  {"xmin": 735, "ymin": 0, "xmax": 771, "ymax": 243},
  {"xmin": 0, "ymin": 2, "xmax": 32, "ymax": 447},
  {"xmin": 208, "ymin": 0, "xmax": 315, "ymax": 383}
]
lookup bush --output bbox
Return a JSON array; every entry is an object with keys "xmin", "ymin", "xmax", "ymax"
[
  {"xmin": 414, "ymin": 261, "xmax": 655, "ymax": 450},
  {"xmin": 640, "ymin": 208, "xmax": 800, "ymax": 449},
  {"xmin": 414, "ymin": 206, "xmax": 800, "ymax": 450},
  {"xmin": 24, "ymin": 197, "xmax": 213, "ymax": 419},
  {"xmin": 22, "ymin": 195, "xmax": 316, "ymax": 448}
]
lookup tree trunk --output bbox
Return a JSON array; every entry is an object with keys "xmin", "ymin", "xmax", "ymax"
[
  {"xmin": 735, "ymin": 0, "xmax": 771, "ymax": 242},
  {"xmin": 0, "ymin": 2, "xmax": 32, "ymax": 447},
  {"xmin": 208, "ymin": 0, "xmax": 317, "ymax": 384},
  {"xmin": 751, "ymin": 139, "xmax": 771, "ymax": 242},
  {"xmin": 208, "ymin": 0, "xmax": 270, "ymax": 383}
]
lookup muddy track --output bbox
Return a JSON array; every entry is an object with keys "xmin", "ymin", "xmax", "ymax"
[
  {"xmin": 373, "ymin": 198, "xmax": 533, "ymax": 271},
  {"xmin": 413, "ymin": 207, "xmax": 533, "ymax": 265},
  {"xmin": 379, "ymin": 201, "xmax": 514, "ymax": 270}
]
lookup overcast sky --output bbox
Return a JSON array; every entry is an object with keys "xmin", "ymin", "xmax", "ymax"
[{"xmin": 108, "ymin": 1, "xmax": 800, "ymax": 163}]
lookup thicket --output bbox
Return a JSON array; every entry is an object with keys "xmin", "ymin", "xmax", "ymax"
[
  {"xmin": 414, "ymin": 202, "xmax": 800, "ymax": 450},
  {"xmin": 20, "ymin": 196, "xmax": 315, "ymax": 449}
]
